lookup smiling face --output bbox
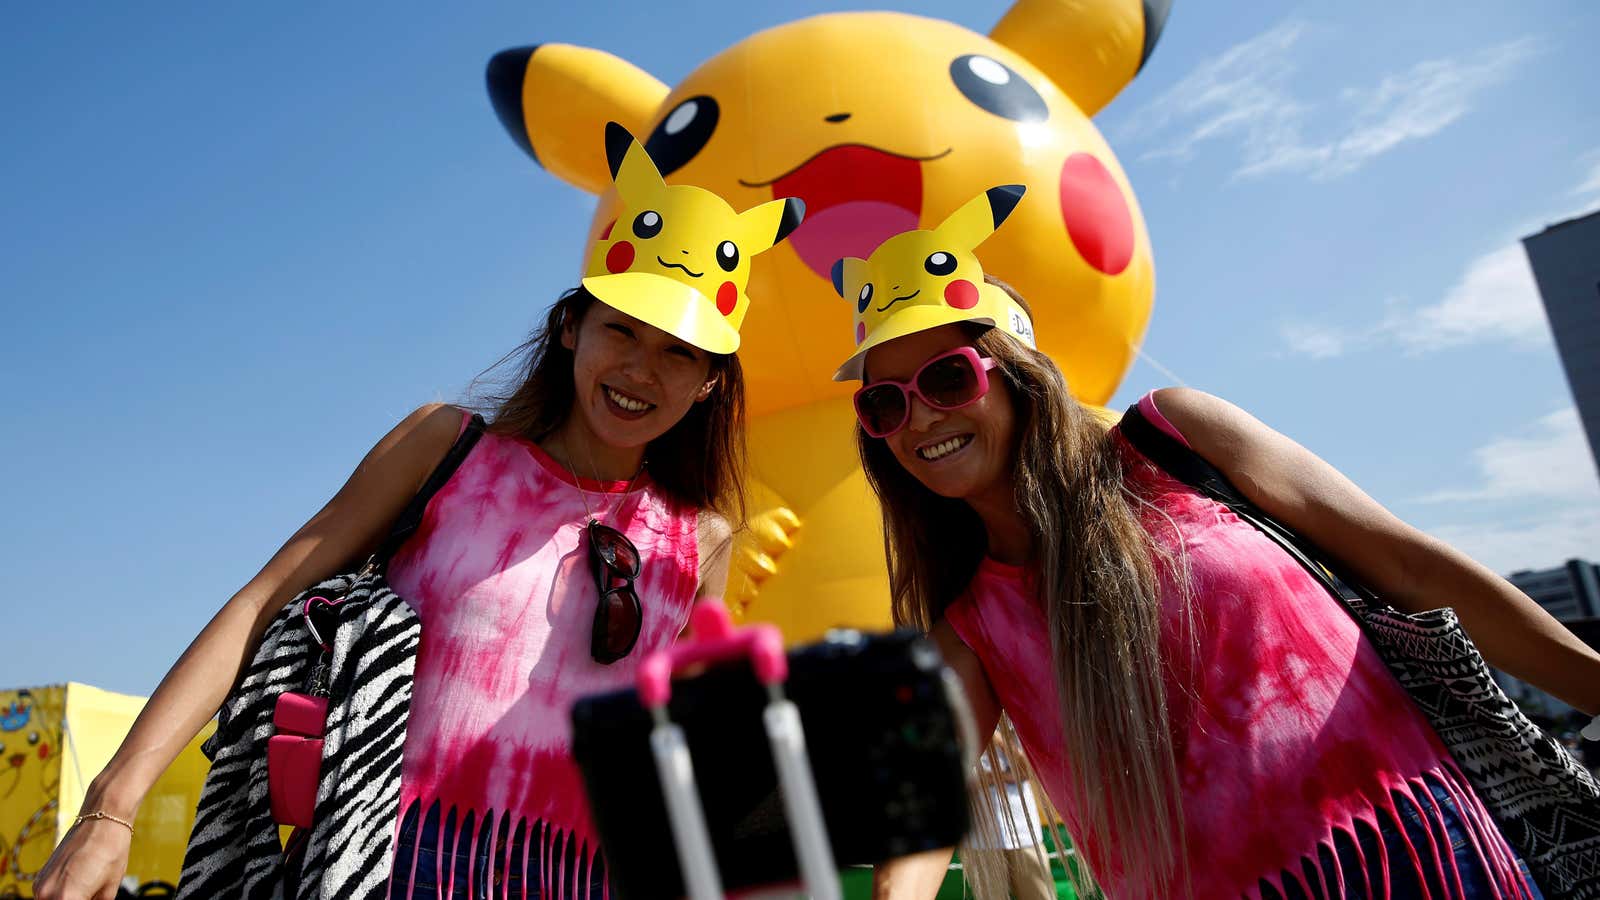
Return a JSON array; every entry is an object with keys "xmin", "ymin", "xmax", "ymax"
[
  {"xmin": 0, "ymin": 691, "xmax": 52, "ymax": 800},
  {"xmin": 862, "ymin": 325, "xmax": 1018, "ymax": 505},
  {"xmin": 0, "ymin": 729, "xmax": 48, "ymax": 799},
  {"xmin": 562, "ymin": 300, "xmax": 716, "ymax": 453}
]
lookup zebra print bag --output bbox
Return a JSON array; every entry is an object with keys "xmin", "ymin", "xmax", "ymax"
[
  {"xmin": 177, "ymin": 414, "xmax": 485, "ymax": 900},
  {"xmin": 1120, "ymin": 404, "xmax": 1600, "ymax": 900}
]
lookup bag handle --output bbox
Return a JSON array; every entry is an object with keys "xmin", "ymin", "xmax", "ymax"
[
  {"xmin": 240, "ymin": 414, "xmax": 487, "ymax": 738},
  {"xmin": 1117, "ymin": 403, "xmax": 1380, "ymax": 612},
  {"xmin": 372, "ymin": 412, "xmax": 487, "ymax": 567},
  {"xmin": 294, "ymin": 412, "xmax": 485, "ymax": 677}
]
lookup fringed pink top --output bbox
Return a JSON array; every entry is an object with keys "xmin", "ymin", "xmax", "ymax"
[
  {"xmin": 385, "ymin": 414, "xmax": 701, "ymax": 899},
  {"xmin": 945, "ymin": 393, "xmax": 1538, "ymax": 899}
]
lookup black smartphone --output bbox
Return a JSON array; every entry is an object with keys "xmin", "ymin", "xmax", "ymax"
[{"xmin": 570, "ymin": 629, "xmax": 974, "ymax": 899}]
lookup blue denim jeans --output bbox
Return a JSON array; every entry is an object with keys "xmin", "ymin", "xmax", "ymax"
[
  {"xmin": 387, "ymin": 810, "xmax": 607, "ymax": 900},
  {"xmin": 1259, "ymin": 782, "xmax": 1543, "ymax": 899}
]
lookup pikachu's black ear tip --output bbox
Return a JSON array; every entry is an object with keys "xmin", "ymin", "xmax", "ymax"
[
  {"xmin": 774, "ymin": 197, "xmax": 806, "ymax": 245},
  {"xmin": 985, "ymin": 185, "xmax": 1026, "ymax": 229},
  {"xmin": 603, "ymin": 121, "xmax": 638, "ymax": 179},
  {"xmin": 1138, "ymin": 0, "xmax": 1173, "ymax": 72},
  {"xmin": 486, "ymin": 46, "xmax": 540, "ymax": 164}
]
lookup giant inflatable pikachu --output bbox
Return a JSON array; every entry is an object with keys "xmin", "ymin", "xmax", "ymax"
[{"xmin": 487, "ymin": 0, "xmax": 1170, "ymax": 639}]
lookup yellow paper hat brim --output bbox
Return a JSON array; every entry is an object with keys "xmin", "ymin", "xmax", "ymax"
[{"xmin": 582, "ymin": 272, "xmax": 742, "ymax": 354}]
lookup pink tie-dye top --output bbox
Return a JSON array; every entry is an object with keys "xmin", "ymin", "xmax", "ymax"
[
  {"xmin": 944, "ymin": 393, "xmax": 1536, "ymax": 899},
  {"xmin": 385, "ymin": 415, "xmax": 701, "ymax": 898}
]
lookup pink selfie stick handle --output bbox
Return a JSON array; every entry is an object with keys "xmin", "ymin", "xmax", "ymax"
[
  {"xmin": 637, "ymin": 600, "xmax": 786, "ymax": 708},
  {"xmin": 636, "ymin": 599, "xmax": 840, "ymax": 900}
]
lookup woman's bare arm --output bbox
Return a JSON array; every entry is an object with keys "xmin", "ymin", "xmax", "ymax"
[
  {"xmin": 1156, "ymin": 387, "xmax": 1600, "ymax": 715},
  {"xmin": 35, "ymin": 403, "xmax": 462, "ymax": 900}
]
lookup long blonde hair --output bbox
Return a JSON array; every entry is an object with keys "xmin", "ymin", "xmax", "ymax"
[{"xmin": 856, "ymin": 280, "xmax": 1192, "ymax": 897}]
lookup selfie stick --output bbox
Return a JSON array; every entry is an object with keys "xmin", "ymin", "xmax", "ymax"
[{"xmin": 638, "ymin": 601, "xmax": 842, "ymax": 900}]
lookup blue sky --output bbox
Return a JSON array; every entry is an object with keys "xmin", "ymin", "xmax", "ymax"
[{"xmin": 3, "ymin": 1, "xmax": 1598, "ymax": 695}]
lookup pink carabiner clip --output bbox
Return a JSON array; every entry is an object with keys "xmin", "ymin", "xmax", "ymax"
[
  {"xmin": 637, "ymin": 600, "xmax": 787, "ymax": 708},
  {"xmin": 301, "ymin": 594, "xmax": 345, "ymax": 653}
]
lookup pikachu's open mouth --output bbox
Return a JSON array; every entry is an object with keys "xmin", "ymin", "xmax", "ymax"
[{"xmin": 745, "ymin": 144, "xmax": 949, "ymax": 282}]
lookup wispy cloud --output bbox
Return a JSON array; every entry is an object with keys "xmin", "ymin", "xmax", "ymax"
[
  {"xmin": 1276, "ymin": 243, "xmax": 1548, "ymax": 359},
  {"xmin": 1121, "ymin": 21, "xmax": 1309, "ymax": 169},
  {"xmin": 1274, "ymin": 148, "xmax": 1600, "ymax": 362},
  {"xmin": 1419, "ymin": 409, "xmax": 1598, "ymax": 503},
  {"xmin": 1576, "ymin": 152, "xmax": 1600, "ymax": 197},
  {"xmin": 1416, "ymin": 408, "xmax": 1600, "ymax": 573},
  {"xmin": 1388, "ymin": 243, "xmax": 1550, "ymax": 353},
  {"xmin": 1427, "ymin": 505, "xmax": 1600, "ymax": 575},
  {"xmin": 1121, "ymin": 23, "xmax": 1538, "ymax": 181},
  {"xmin": 1279, "ymin": 322, "xmax": 1349, "ymax": 360}
]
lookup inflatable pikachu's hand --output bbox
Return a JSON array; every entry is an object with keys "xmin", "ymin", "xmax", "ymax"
[{"xmin": 727, "ymin": 497, "xmax": 803, "ymax": 622}]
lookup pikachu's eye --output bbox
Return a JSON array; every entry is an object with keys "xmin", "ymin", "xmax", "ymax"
[
  {"xmin": 950, "ymin": 55, "xmax": 1047, "ymax": 123},
  {"xmin": 645, "ymin": 96, "xmax": 720, "ymax": 176},
  {"xmin": 632, "ymin": 210, "xmax": 663, "ymax": 239},
  {"xmin": 924, "ymin": 252, "xmax": 957, "ymax": 276}
]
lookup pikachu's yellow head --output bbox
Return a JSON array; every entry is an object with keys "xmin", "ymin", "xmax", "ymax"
[
  {"xmin": 831, "ymin": 186, "xmax": 1036, "ymax": 381},
  {"xmin": 489, "ymin": 0, "xmax": 1169, "ymax": 410},
  {"xmin": 582, "ymin": 122, "xmax": 803, "ymax": 354}
]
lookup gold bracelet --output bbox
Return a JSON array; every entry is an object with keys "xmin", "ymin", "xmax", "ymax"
[{"xmin": 74, "ymin": 810, "xmax": 135, "ymax": 834}]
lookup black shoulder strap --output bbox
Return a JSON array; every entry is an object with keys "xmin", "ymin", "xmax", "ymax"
[
  {"xmin": 1118, "ymin": 402, "xmax": 1375, "ymax": 607},
  {"xmin": 1117, "ymin": 402, "xmax": 1248, "ymax": 507},
  {"xmin": 373, "ymin": 413, "xmax": 487, "ymax": 565}
]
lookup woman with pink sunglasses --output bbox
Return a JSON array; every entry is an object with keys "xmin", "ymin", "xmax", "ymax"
[{"xmin": 834, "ymin": 188, "xmax": 1599, "ymax": 899}]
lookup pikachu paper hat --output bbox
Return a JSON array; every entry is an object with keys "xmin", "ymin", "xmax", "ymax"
[
  {"xmin": 831, "ymin": 185, "xmax": 1035, "ymax": 380},
  {"xmin": 582, "ymin": 122, "xmax": 805, "ymax": 354}
]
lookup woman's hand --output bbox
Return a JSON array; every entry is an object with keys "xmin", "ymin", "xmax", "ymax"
[{"xmin": 34, "ymin": 817, "xmax": 134, "ymax": 900}]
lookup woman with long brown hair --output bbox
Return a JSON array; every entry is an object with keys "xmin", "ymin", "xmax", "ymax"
[
  {"xmin": 838, "ymin": 188, "xmax": 1599, "ymax": 899},
  {"xmin": 35, "ymin": 124, "xmax": 803, "ymax": 900}
]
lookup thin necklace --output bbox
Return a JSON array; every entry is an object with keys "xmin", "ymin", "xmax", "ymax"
[{"xmin": 570, "ymin": 434, "xmax": 646, "ymax": 527}]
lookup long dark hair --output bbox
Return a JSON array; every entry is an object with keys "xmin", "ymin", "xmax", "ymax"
[
  {"xmin": 856, "ymin": 277, "xmax": 1191, "ymax": 896},
  {"xmin": 473, "ymin": 286, "xmax": 746, "ymax": 519}
]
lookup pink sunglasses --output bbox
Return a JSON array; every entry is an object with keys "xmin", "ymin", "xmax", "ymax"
[{"xmin": 854, "ymin": 346, "xmax": 1000, "ymax": 438}]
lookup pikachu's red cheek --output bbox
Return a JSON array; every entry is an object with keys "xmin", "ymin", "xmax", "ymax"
[
  {"xmin": 944, "ymin": 279, "xmax": 979, "ymax": 310},
  {"xmin": 1059, "ymin": 153, "xmax": 1134, "ymax": 276},
  {"xmin": 606, "ymin": 241, "xmax": 635, "ymax": 274}
]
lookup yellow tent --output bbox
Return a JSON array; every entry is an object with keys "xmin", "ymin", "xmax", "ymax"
[{"xmin": 1, "ymin": 684, "xmax": 213, "ymax": 897}]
